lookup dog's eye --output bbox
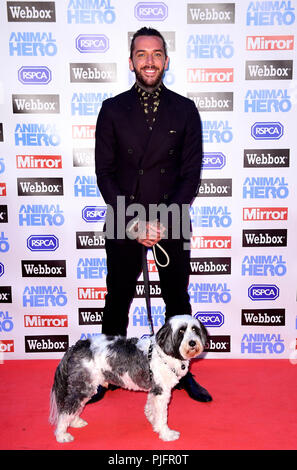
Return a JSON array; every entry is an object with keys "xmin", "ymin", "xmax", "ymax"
[
  {"xmin": 192, "ymin": 326, "xmax": 199, "ymax": 334},
  {"xmin": 179, "ymin": 328, "xmax": 185, "ymax": 335}
]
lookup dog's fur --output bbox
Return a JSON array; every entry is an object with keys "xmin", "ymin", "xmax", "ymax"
[{"xmin": 49, "ymin": 314, "xmax": 207, "ymax": 442}]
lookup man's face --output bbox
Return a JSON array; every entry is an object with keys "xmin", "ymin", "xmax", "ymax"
[{"xmin": 129, "ymin": 35, "xmax": 169, "ymax": 90}]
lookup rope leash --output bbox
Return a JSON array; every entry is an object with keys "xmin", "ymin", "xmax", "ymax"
[{"xmin": 142, "ymin": 242, "xmax": 170, "ymax": 336}]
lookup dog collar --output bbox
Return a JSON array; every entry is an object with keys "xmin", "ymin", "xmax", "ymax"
[{"xmin": 155, "ymin": 345, "xmax": 188, "ymax": 379}]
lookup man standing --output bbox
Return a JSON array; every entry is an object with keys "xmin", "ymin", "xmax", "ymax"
[{"xmin": 91, "ymin": 27, "xmax": 212, "ymax": 403}]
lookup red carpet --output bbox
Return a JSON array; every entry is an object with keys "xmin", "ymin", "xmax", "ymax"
[{"xmin": 0, "ymin": 359, "xmax": 296, "ymax": 450}]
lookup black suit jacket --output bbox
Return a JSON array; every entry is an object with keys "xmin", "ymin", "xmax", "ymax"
[{"xmin": 95, "ymin": 84, "xmax": 203, "ymax": 234}]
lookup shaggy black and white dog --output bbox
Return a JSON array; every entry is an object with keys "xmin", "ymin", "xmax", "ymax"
[{"xmin": 49, "ymin": 315, "xmax": 207, "ymax": 443}]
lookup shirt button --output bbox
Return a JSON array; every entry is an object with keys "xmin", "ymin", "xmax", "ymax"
[
  {"xmin": 129, "ymin": 195, "xmax": 135, "ymax": 200},
  {"xmin": 163, "ymin": 193, "xmax": 168, "ymax": 200},
  {"xmin": 139, "ymin": 169, "xmax": 144, "ymax": 175},
  {"xmin": 127, "ymin": 148, "xmax": 133, "ymax": 154}
]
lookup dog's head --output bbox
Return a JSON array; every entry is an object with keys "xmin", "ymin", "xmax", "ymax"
[{"xmin": 156, "ymin": 315, "xmax": 208, "ymax": 361}]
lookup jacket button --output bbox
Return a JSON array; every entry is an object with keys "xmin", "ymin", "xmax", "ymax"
[
  {"xmin": 168, "ymin": 149, "xmax": 174, "ymax": 155},
  {"xmin": 163, "ymin": 193, "xmax": 168, "ymax": 200},
  {"xmin": 129, "ymin": 195, "xmax": 135, "ymax": 200},
  {"xmin": 127, "ymin": 148, "xmax": 133, "ymax": 154},
  {"xmin": 139, "ymin": 169, "xmax": 144, "ymax": 175}
]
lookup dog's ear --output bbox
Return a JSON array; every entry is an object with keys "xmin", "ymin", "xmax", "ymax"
[
  {"xmin": 156, "ymin": 321, "xmax": 175, "ymax": 356},
  {"xmin": 198, "ymin": 320, "xmax": 208, "ymax": 347}
]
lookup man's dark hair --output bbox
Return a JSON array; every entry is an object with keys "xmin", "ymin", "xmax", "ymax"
[{"xmin": 130, "ymin": 27, "xmax": 168, "ymax": 59}]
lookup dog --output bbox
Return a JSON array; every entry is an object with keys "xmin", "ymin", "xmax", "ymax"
[{"xmin": 49, "ymin": 314, "xmax": 207, "ymax": 443}]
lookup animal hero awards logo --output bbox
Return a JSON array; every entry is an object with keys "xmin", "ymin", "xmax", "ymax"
[
  {"xmin": 9, "ymin": 32, "xmax": 57, "ymax": 56},
  {"xmin": 67, "ymin": 0, "xmax": 116, "ymax": 24},
  {"xmin": 246, "ymin": 1, "xmax": 295, "ymax": 25}
]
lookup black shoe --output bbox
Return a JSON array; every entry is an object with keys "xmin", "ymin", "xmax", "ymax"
[
  {"xmin": 177, "ymin": 372, "xmax": 212, "ymax": 402},
  {"xmin": 86, "ymin": 385, "xmax": 107, "ymax": 404}
]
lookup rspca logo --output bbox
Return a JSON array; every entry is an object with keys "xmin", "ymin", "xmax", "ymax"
[
  {"xmin": 27, "ymin": 235, "xmax": 59, "ymax": 252},
  {"xmin": 241, "ymin": 333, "xmax": 285, "ymax": 355},
  {"xmin": 241, "ymin": 255, "xmax": 286, "ymax": 277},
  {"xmin": 82, "ymin": 206, "xmax": 106, "ymax": 222},
  {"xmin": 189, "ymin": 282, "xmax": 231, "ymax": 303},
  {"xmin": 14, "ymin": 123, "xmax": 60, "ymax": 146},
  {"xmin": 74, "ymin": 176, "xmax": 100, "ymax": 197},
  {"xmin": 245, "ymin": 89, "xmax": 291, "ymax": 113},
  {"xmin": 248, "ymin": 284, "xmax": 279, "ymax": 301},
  {"xmin": 243, "ymin": 177, "xmax": 288, "ymax": 199},
  {"xmin": 19, "ymin": 204, "xmax": 64, "ymax": 226},
  {"xmin": 246, "ymin": 1, "xmax": 295, "ymax": 26},
  {"xmin": 194, "ymin": 311, "xmax": 225, "ymax": 328},
  {"xmin": 202, "ymin": 152, "xmax": 226, "ymax": 170},
  {"xmin": 202, "ymin": 121, "xmax": 233, "ymax": 143},
  {"xmin": 187, "ymin": 3, "xmax": 235, "ymax": 23},
  {"xmin": 71, "ymin": 92, "xmax": 113, "ymax": 116},
  {"xmin": 76, "ymin": 34, "xmax": 109, "ymax": 53},
  {"xmin": 22, "ymin": 285, "xmax": 67, "ymax": 307},
  {"xmin": 134, "ymin": 2, "xmax": 168, "ymax": 21},
  {"xmin": 77, "ymin": 258, "xmax": 107, "ymax": 279},
  {"xmin": 7, "ymin": 1, "xmax": 56, "ymax": 22},
  {"xmin": 18, "ymin": 66, "xmax": 52, "ymax": 85},
  {"xmin": 9, "ymin": 32, "xmax": 57, "ymax": 56},
  {"xmin": 67, "ymin": 0, "xmax": 116, "ymax": 24},
  {"xmin": 187, "ymin": 34, "xmax": 234, "ymax": 59},
  {"xmin": 190, "ymin": 206, "xmax": 232, "ymax": 228},
  {"xmin": 251, "ymin": 122, "xmax": 283, "ymax": 140}
]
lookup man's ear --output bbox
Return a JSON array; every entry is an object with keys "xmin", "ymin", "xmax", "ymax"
[{"xmin": 129, "ymin": 57, "xmax": 134, "ymax": 72}]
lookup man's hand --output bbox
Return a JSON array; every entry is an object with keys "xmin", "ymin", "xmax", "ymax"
[
  {"xmin": 136, "ymin": 219, "xmax": 166, "ymax": 247},
  {"xmin": 127, "ymin": 218, "xmax": 166, "ymax": 247}
]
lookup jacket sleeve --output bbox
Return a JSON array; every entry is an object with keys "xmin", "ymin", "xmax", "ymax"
[
  {"xmin": 95, "ymin": 100, "xmax": 124, "ymax": 210},
  {"xmin": 168, "ymin": 100, "xmax": 203, "ymax": 206}
]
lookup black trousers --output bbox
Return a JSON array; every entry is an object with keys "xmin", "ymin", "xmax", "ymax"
[{"xmin": 102, "ymin": 238, "xmax": 192, "ymax": 336}]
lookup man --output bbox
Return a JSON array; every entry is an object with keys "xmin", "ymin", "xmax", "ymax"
[{"xmin": 91, "ymin": 27, "xmax": 212, "ymax": 403}]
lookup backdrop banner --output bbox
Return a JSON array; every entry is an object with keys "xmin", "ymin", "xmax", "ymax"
[{"xmin": 0, "ymin": 0, "xmax": 296, "ymax": 360}]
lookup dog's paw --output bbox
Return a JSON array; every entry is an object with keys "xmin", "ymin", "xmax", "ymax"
[
  {"xmin": 159, "ymin": 428, "xmax": 180, "ymax": 442},
  {"xmin": 70, "ymin": 417, "xmax": 88, "ymax": 428},
  {"xmin": 56, "ymin": 432, "xmax": 74, "ymax": 443}
]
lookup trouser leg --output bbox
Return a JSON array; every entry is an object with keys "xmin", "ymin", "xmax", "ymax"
[{"xmin": 102, "ymin": 239, "xmax": 143, "ymax": 336}]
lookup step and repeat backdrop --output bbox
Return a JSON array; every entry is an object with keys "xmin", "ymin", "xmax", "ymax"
[{"xmin": 0, "ymin": 0, "xmax": 297, "ymax": 360}]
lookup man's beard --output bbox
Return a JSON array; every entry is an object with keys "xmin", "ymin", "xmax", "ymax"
[{"xmin": 133, "ymin": 65, "xmax": 165, "ymax": 91}]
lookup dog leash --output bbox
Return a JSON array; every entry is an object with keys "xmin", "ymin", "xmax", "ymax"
[{"xmin": 142, "ymin": 243, "xmax": 170, "ymax": 337}]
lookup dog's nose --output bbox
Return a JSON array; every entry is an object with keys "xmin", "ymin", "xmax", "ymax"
[{"xmin": 189, "ymin": 340, "xmax": 196, "ymax": 348}]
